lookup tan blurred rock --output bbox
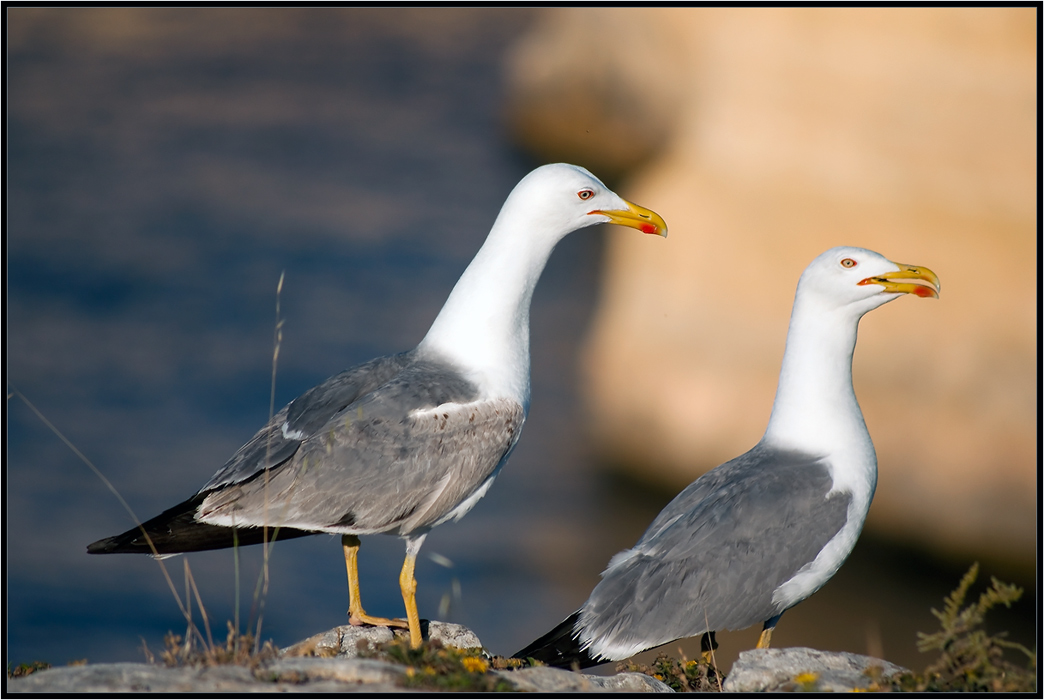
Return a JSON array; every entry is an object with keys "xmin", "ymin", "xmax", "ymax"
[
  {"xmin": 504, "ymin": 9, "xmax": 691, "ymax": 181},
  {"xmin": 507, "ymin": 8, "xmax": 1036, "ymax": 570}
]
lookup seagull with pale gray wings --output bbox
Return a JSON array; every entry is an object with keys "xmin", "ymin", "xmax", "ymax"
[
  {"xmin": 515, "ymin": 246, "xmax": 939, "ymax": 668},
  {"xmin": 88, "ymin": 163, "xmax": 667, "ymax": 649}
]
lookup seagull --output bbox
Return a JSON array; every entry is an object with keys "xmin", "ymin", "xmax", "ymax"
[
  {"xmin": 87, "ymin": 163, "xmax": 667, "ymax": 648},
  {"xmin": 513, "ymin": 246, "xmax": 939, "ymax": 667}
]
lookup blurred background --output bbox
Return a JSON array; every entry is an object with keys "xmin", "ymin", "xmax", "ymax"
[{"xmin": 7, "ymin": 7, "xmax": 1036, "ymax": 675}]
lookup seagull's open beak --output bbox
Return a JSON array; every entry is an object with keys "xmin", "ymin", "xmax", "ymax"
[
  {"xmin": 590, "ymin": 200, "xmax": 668, "ymax": 237},
  {"xmin": 858, "ymin": 262, "xmax": 940, "ymax": 298}
]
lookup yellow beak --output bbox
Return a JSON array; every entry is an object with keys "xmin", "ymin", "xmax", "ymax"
[
  {"xmin": 590, "ymin": 199, "xmax": 668, "ymax": 237},
  {"xmin": 858, "ymin": 262, "xmax": 940, "ymax": 299}
]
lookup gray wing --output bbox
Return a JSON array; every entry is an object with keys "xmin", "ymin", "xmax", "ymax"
[
  {"xmin": 196, "ymin": 358, "xmax": 525, "ymax": 537},
  {"xmin": 578, "ymin": 444, "xmax": 851, "ymax": 655},
  {"xmin": 200, "ymin": 352, "xmax": 416, "ymax": 492}
]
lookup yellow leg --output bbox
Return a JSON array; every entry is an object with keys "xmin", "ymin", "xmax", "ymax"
[
  {"xmin": 756, "ymin": 627, "xmax": 773, "ymax": 649},
  {"xmin": 399, "ymin": 535, "xmax": 426, "ymax": 648},
  {"xmin": 699, "ymin": 630, "xmax": 718, "ymax": 663},
  {"xmin": 342, "ymin": 534, "xmax": 408, "ymax": 628}
]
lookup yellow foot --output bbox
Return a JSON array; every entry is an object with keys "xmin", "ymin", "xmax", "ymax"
[{"xmin": 348, "ymin": 612, "xmax": 410, "ymax": 629}]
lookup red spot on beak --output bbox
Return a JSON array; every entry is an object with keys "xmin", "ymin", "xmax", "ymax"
[
  {"xmin": 640, "ymin": 223, "xmax": 658, "ymax": 235},
  {"xmin": 912, "ymin": 285, "xmax": 936, "ymax": 298}
]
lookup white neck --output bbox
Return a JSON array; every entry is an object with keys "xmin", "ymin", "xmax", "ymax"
[
  {"xmin": 417, "ymin": 209, "xmax": 562, "ymax": 411},
  {"xmin": 761, "ymin": 295, "xmax": 877, "ymax": 492}
]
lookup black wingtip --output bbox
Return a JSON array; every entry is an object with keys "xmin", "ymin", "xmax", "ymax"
[
  {"xmin": 87, "ymin": 492, "xmax": 314, "ymax": 555},
  {"xmin": 513, "ymin": 610, "xmax": 605, "ymax": 670},
  {"xmin": 86, "ymin": 535, "xmax": 124, "ymax": 554}
]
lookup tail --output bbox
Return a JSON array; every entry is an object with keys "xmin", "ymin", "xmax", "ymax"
[
  {"xmin": 87, "ymin": 492, "xmax": 313, "ymax": 555},
  {"xmin": 513, "ymin": 611, "xmax": 606, "ymax": 669}
]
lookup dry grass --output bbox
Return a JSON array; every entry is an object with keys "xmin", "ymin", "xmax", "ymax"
[
  {"xmin": 358, "ymin": 637, "xmax": 516, "ymax": 692},
  {"xmin": 886, "ymin": 563, "xmax": 1036, "ymax": 693},
  {"xmin": 617, "ymin": 651, "xmax": 725, "ymax": 692},
  {"xmin": 7, "ymin": 661, "xmax": 53, "ymax": 679},
  {"xmin": 142, "ymin": 620, "xmax": 279, "ymax": 670}
]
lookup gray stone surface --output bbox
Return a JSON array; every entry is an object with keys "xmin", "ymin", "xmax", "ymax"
[
  {"xmin": 265, "ymin": 656, "xmax": 408, "ymax": 685},
  {"xmin": 10, "ymin": 663, "xmax": 277, "ymax": 693},
  {"xmin": 723, "ymin": 646, "xmax": 909, "ymax": 692},
  {"xmin": 281, "ymin": 620, "xmax": 483, "ymax": 658},
  {"xmin": 504, "ymin": 666, "xmax": 673, "ymax": 693},
  {"xmin": 424, "ymin": 620, "xmax": 485, "ymax": 651},
  {"xmin": 9, "ymin": 623, "xmax": 672, "ymax": 693},
  {"xmin": 9, "ymin": 658, "xmax": 413, "ymax": 694}
]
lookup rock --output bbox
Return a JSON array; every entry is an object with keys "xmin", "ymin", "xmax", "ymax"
[
  {"xmin": 9, "ymin": 663, "xmax": 273, "ymax": 693},
  {"xmin": 8, "ymin": 658, "xmax": 411, "ymax": 694},
  {"xmin": 503, "ymin": 8, "xmax": 689, "ymax": 181},
  {"xmin": 723, "ymin": 647, "xmax": 908, "ymax": 692},
  {"xmin": 507, "ymin": 7, "xmax": 1036, "ymax": 572},
  {"xmin": 506, "ymin": 666, "xmax": 673, "ymax": 693},
  {"xmin": 264, "ymin": 656, "xmax": 407, "ymax": 688},
  {"xmin": 424, "ymin": 620, "xmax": 485, "ymax": 651},
  {"xmin": 8, "ymin": 623, "xmax": 671, "ymax": 693},
  {"xmin": 282, "ymin": 624, "xmax": 396, "ymax": 658},
  {"xmin": 282, "ymin": 621, "xmax": 482, "ymax": 658}
]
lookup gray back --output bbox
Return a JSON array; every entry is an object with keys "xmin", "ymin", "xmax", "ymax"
[{"xmin": 579, "ymin": 444, "xmax": 851, "ymax": 652}]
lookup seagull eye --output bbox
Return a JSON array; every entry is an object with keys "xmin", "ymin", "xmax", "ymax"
[
  {"xmin": 577, "ymin": 189, "xmax": 594, "ymax": 200},
  {"xmin": 840, "ymin": 258, "xmax": 857, "ymax": 268}
]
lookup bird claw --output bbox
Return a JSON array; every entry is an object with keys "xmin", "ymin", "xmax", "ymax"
[{"xmin": 348, "ymin": 613, "xmax": 410, "ymax": 629}]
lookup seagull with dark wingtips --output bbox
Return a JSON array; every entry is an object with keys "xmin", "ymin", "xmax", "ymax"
[
  {"xmin": 514, "ymin": 246, "xmax": 939, "ymax": 668},
  {"xmin": 88, "ymin": 163, "xmax": 667, "ymax": 649}
]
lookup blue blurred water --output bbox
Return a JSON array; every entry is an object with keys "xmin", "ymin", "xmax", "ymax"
[
  {"xmin": 7, "ymin": 7, "xmax": 1034, "ymax": 675},
  {"xmin": 8, "ymin": 7, "xmax": 620, "ymax": 665}
]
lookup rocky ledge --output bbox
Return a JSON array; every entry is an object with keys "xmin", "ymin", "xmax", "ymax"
[
  {"xmin": 724, "ymin": 647, "xmax": 908, "ymax": 692},
  {"xmin": 9, "ymin": 622, "xmax": 907, "ymax": 693}
]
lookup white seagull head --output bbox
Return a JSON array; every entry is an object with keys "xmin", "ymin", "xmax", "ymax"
[
  {"xmin": 796, "ymin": 246, "xmax": 940, "ymax": 319},
  {"xmin": 495, "ymin": 163, "xmax": 667, "ymax": 248}
]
